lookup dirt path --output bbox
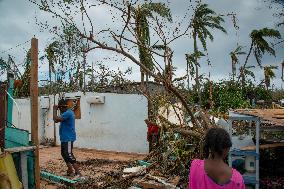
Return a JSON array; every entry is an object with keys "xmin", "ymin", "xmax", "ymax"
[{"xmin": 40, "ymin": 147, "xmax": 147, "ymax": 189}]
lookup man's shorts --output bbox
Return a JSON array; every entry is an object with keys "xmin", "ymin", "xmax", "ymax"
[{"xmin": 61, "ymin": 141, "xmax": 77, "ymax": 164}]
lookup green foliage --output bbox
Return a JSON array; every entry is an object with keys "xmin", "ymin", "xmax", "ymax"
[
  {"xmin": 253, "ymin": 86, "xmax": 272, "ymax": 100},
  {"xmin": 14, "ymin": 50, "xmax": 32, "ymax": 97},
  {"xmin": 230, "ymin": 46, "xmax": 246, "ymax": 79},
  {"xmin": 249, "ymin": 27, "xmax": 281, "ymax": 66},
  {"xmin": 185, "ymin": 51, "xmax": 205, "ymax": 77},
  {"xmin": 209, "ymin": 82, "xmax": 248, "ymax": 112},
  {"xmin": 140, "ymin": 2, "xmax": 172, "ymax": 22},
  {"xmin": 272, "ymin": 89, "xmax": 284, "ymax": 101},
  {"xmin": 199, "ymin": 80, "xmax": 275, "ymax": 113},
  {"xmin": 192, "ymin": 3, "xmax": 227, "ymax": 51},
  {"xmin": 132, "ymin": 2, "xmax": 172, "ymax": 78},
  {"xmin": 0, "ymin": 57, "xmax": 9, "ymax": 76},
  {"xmin": 43, "ymin": 40, "xmax": 61, "ymax": 73},
  {"xmin": 264, "ymin": 65, "xmax": 278, "ymax": 89}
]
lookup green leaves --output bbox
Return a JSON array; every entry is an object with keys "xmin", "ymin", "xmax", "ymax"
[
  {"xmin": 230, "ymin": 46, "xmax": 246, "ymax": 78},
  {"xmin": 141, "ymin": 2, "xmax": 172, "ymax": 22},
  {"xmin": 0, "ymin": 57, "xmax": 9, "ymax": 70},
  {"xmin": 250, "ymin": 27, "xmax": 281, "ymax": 67},
  {"xmin": 44, "ymin": 41, "xmax": 61, "ymax": 73},
  {"xmin": 264, "ymin": 65, "xmax": 278, "ymax": 89},
  {"xmin": 133, "ymin": 2, "xmax": 172, "ymax": 74},
  {"xmin": 192, "ymin": 3, "xmax": 227, "ymax": 51}
]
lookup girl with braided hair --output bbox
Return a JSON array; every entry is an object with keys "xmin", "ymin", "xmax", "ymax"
[{"xmin": 189, "ymin": 128, "xmax": 245, "ymax": 189}]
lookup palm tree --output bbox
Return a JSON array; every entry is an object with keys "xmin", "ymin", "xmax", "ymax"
[
  {"xmin": 191, "ymin": 3, "xmax": 226, "ymax": 104},
  {"xmin": 243, "ymin": 28, "xmax": 281, "ymax": 69},
  {"xmin": 229, "ymin": 46, "xmax": 246, "ymax": 81},
  {"xmin": 43, "ymin": 41, "xmax": 61, "ymax": 94},
  {"xmin": 185, "ymin": 51, "xmax": 205, "ymax": 89},
  {"xmin": 264, "ymin": 65, "xmax": 278, "ymax": 90},
  {"xmin": 239, "ymin": 65, "xmax": 255, "ymax": 87},
  {"xmin": 132, "ymin": 2, "xmax": 172, "ymax": 87}
]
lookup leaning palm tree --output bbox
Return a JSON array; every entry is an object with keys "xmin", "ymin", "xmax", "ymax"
[
  {"xmin": 191, "ymin": 3, "xmax": 226, "ymax": 104},
  {"xmin": 243, "ymin": 28, "xmax": 281, "ymax": 68},
  {"xmin": 230, "ymin": 46, "xmax": 246, "ymax": 81},
  {"xmin": 264, "ymin": 65, "xmax": 278, "ymax": 90},
  {"xmin": 132, "ymin": 2, "xmax": 172, "ymax": 87}
]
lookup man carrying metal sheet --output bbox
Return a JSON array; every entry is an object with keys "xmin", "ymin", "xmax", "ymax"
[{"xmin": 53, "ymin": 99, "xmax": 82, "ymax": 178}]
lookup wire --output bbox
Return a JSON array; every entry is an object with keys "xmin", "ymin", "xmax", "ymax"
[{"xmin": 0, "ymin": 40, "xmax": 30, "ymax": 55}]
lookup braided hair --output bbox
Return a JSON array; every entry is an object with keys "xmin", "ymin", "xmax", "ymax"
[{"xmin": 204, "ymin": 128, "xmax": 232, "ymax": 158}]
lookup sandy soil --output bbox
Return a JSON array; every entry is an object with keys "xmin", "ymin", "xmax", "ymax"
[{"xmin": 40, "ymin": 146, "xmax": 147, "ymax": 189}]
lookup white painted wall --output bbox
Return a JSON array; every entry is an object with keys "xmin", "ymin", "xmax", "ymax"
[
  {"xmin": 12, "ymin": 92, "xmax": 149, "ymax": 153},
  {"xmin": 159, "ymin": 102, "xmax": 184, "ymax": 125}
]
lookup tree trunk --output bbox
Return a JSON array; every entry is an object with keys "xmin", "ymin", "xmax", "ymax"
[
  {"xmin": 240, "ymin": 67, "xmax": 245, "ymax": 88},
  {"xmin": 48, "ymin": 63, "xmax": 52, "ymax": 95},
  {"xmin": 83, "ymin": 51, "xmax": 86, "ymax": 93},
  {"xmin": 187, "ymin": 63, "xmax": 190, "ymax": 90},
  {"xmin": 140, "ymin": 67, "xmax": 145, "ymax": 88},
  {"xmin": 209, "ymin": 80, "xmax": 213, "ymax": 108},
  {"xmin": 91, "ymin": 62, "xmax": 95, "ymax": 90},
  {"xmin": 238, "ymin": 42, "xmax": 253, "ymax": 84},
  {"xmin": 193, "ymin": 30, "xmax": 201, "ymax": 105},
  {"xmin": 243, "ymin": 42, "xmax": 253, "ymax": 68},
  {"xmin": 232, "ymin": 61, "xmax": 235, "ymax": 81}
]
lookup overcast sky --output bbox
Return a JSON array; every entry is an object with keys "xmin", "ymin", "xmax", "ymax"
[{"xmin": 0, "ymin": 0, "xmax": 283, "ymax": 88}]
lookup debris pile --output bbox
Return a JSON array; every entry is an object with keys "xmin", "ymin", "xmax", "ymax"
[{"xmin": 64, "ymin": 111, "xmax": 214, "ymax": 189}]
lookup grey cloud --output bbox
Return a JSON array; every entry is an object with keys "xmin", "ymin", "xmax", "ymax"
[{"xmin": 0, "ymin": 0, "xmax": 283, "ymax": 87}]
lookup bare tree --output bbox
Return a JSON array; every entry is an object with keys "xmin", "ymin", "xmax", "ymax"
[{"xmin": 30, "ymin": 0, "xmax": 223, "ymax": 127}]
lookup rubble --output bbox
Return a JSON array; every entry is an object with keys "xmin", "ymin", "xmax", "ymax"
[{"xmin": 40, "ymin": 110, "xmax": 213, "ymax": 189}]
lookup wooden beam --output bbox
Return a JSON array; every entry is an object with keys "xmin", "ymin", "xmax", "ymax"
[
  {"xmin": 5, "ymin": 146, "xmax": 36, "ymax": 153},
  {"xmin": 30, "ymin": 37, "xmax": 40, "ymax": 189},
  {"xmin": 0, "ymin": 84, "xmax": 7, "ymax": 150}
]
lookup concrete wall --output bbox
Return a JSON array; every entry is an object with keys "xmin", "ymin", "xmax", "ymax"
[
  {"xmin": 12, "ymin": 92, "xmax": 149, "ymax": 153},
  {"xmin": 159, "ymin": 102, "xmax": 184, "ymax": 125}
]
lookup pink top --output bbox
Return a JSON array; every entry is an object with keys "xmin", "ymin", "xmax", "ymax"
[{"xmin": 189, "ymin": 159, "xmax": 245, "ymax": 189}]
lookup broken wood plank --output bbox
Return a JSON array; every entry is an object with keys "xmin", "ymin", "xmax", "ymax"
[
  {"xmin": 133, "ymin": 178, "xmax": 165, "ymax": 189},
  {"xmin": 5, "ymin": 146, "xmax": 36, "ymax": 153},
  {"xmin": 122, "ymin": 169, "xmax": 146, "ymax": 179},
  {"xmin": 146, "ymin": 174, "xmax": 179, "ymax": 188}
]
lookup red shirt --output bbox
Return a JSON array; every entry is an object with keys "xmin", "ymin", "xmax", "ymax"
[{"xmin": 147, "ymin": 122, "xmax": 159, "ymax": 134}]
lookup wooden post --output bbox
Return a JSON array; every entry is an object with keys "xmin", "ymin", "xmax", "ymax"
[
  {"xmin": 30, "ymin": 37, "xmax": 40, "ymax": 189},
  {"xmin": 0, "ymin": 84, "xmax": 7, "ymax": 150}
]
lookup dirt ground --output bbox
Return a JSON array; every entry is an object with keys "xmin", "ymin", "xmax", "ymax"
[{"xmin": 40, "ymin": 146, "xmax": 147, "ymax": 189}]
